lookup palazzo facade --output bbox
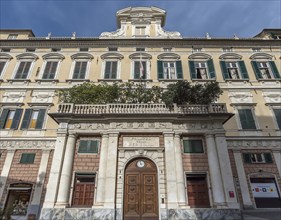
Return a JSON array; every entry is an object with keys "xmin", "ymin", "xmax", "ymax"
[{"xmin": 0, "ymin": 6, "xmax": 280, "ymax": 220}]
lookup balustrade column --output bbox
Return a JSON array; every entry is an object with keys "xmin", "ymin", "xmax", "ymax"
[
  {"xmin": 233, "ymin": 150, "xmax": 253, "ymax": 208},
  {"xmin": 43, "ymin": 128, "xmax": 68, "ymax": 208},
  {"xmin": 0, "ymin": 150, "xmax": 15, "ymax": 202},
  {"xmin": 174, "ymin": 133, "xmax": 187, "ymax": 206},
  {"xmin": 215, "ymin": 133, "xmax": 239, "ymax": 208},
  {"xmin": 164, "ymin": 132, "xmax": 178, "ymax": 209},
  {"xmin": 103, "ymin": 132, "xmax": 119, "ymax": 208},
  {"xmin": 205, "ymin": 134, "xmax": 226, "ymax": 207},
  {"xmin": 55, "ymin": 132, "xmax": 77, "ymax": 207},
  {"xmin": 95, "ymin": 133, "xmax": 109, "ymax": 206}
]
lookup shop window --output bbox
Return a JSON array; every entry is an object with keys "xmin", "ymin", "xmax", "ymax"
[
  {"xmin": 183, "ymin": 140, "xmax": 204, "ymax": 153},
  {"xmin": 243, "ymin": 153, "xmax": 273, "ymax": 164},
  {"xmin": 72, "ymin": 173, "xmax": 95, "ymax": 207},
  {"xmin": 4, "ymin": 183, "xmax": 32, "ymax": 216},
  {"xmin": 20, "ymin": 153, "xmax": 36, "ymax": 164},
  {"xmin": 78, "ymin": 140, "xmax": 99, "ymax": 154},
  {"xmin": 20, "ymin": 109, "xmax": 46, "ymax": 130},
  {"xmin": 0, "ymin": 109, "xmax": 23, "ymax": 130}
]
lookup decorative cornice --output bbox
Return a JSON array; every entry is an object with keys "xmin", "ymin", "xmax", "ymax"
[{"xmin": 0, "ymin": 139, "xmax": 56, "ymax": 149}]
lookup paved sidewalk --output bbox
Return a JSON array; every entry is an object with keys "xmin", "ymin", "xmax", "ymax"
[{"xmin": 242, "ymin": 209, "xmax": 281, "ymax": 220}]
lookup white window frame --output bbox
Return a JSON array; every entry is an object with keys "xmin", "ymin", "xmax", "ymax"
[
  {"xmin": 182, "ymin": 138, "xmax": 205, "ymax": 154},
  {"xmin": 249, "ymin": 153, "xmax": 267, "ymax": 163},
  {"xmin": 269, "ymin": 106, "xmax": 281, "ymax": 130},
  {"xmin": 256, "ymin": 61, "xmax": 274, "ymax": 79},
  {"xmin": 101, "ymin": 59, "xmax": 121, "ymax": 79},
  {"xmin": 133, "ymin": 25, "xmax": 149, "ymax": 37},
  {"xmin": 7, "ymin": 34, "xmax": 18, "ymax": 40},
  {"xmin": 130, "ymin": 60, "xmax": 150, "ymax": 80},
  {"xmin": 69, "ymin": 59, "xmax": 91, "ymax": 80},
  {"xmin": 163, "ymin": 61, "xmax": 177, "ymax": 79},
  {"xmin": 0, "ymin": 59, "xmax": 10, "ymax": 79},
  {"xmin": 40, "ymin": 59, "xmax": 62, "ymax": 80},
  {"xmin": 225, "ymin": 61, "xmax": 241, "ymax": 79},
  {"xmin": 12, "ymin": 59, "xmax": 35, "ymax": 80},
  {"xmin": 194, "ymin": 61, "xmax": 209, "ymax": 79}
]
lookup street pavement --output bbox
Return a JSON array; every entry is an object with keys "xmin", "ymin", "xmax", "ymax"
[{"xmin": 242, "ymin": 209, "xmax": 281, "ymax": 220}]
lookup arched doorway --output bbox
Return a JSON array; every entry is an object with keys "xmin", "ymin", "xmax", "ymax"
[{"xmin": 124, "ymin": 158, "xmax": 159, "ymax": 220}]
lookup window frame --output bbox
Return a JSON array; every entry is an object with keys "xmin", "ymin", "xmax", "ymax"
[
  {"xmin": 12, "ymin": 53, "xmax": 38, "ymax": 80},
  {"xmin": 0, "ymin": 108, "xmax": 23, "ymax": 130},
  {"xmin": 133, "ymin": 25, "xmax": 149, "ymax": 37},
  {"xmin": 69, "ymin": 53, "xmax": 93, "ymax": 81},
  {"xmin": 7, "ymin": 34, "xmax": 18, "ymax": 40},
  {"xmin": 77, "ymin": 139, "xmax": 100, "ymax": 154},
  {"xmin": 20, "ymin": 108, "xmax": 47, "ymax": 130},
  {"xmin": 0, "ymin": 54, "xmax": 12, "ymax": 79},
  {"xmin": 243, "ymin": 152, "xmax": 273, "ymax": 164},
  {"xmin": 236, "ymin": 107, "xmax": 259, "ymax": 130},
  {"xmin": 19, "ymin": 153, "xmax": 36, "ymax": 164},
  {"xmin": 271, "ymin": 107, "xmax": 281, "ymax": 130},
  {"xmin": 182, "ymin": 138, "xmax": 204, "ymax": 154}
]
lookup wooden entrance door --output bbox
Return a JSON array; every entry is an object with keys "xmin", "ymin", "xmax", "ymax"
[{"xmin": 124, "ymin": 158, "xmax": 158, "ymax": 220}]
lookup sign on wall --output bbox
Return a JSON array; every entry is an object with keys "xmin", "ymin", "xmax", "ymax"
[
  {"xmin": 123, "ymin": 137, "xmax": 159, "ymax": 148},
  {"xmin": 251, "ymin": 183, "xmax": 279, "ymax": 198}
]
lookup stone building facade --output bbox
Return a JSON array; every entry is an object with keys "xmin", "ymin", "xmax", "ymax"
[{"xmin": 0, "ymin": 6, "xmax": 280, "ymax": 220}]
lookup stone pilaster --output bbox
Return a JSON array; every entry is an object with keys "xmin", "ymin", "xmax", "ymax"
[
  {"xmin": 0, "ymin": 149, "xmax": 15, "ymax": 206},
  {"xmin": 205, "ymin": 134, "xmax": 226, "ymax": 207},
  {"xmin": 174, "ymin": 133, "xmax": 187, "ymax": 206},
  {"xmin": 103, "ymin": 132, "xmax": 119, "ymax": 208},
  {"xmin": 233, "ymin": 150, "xmax": 253, "ymax": 209},
  {"xmin": 95, "ymin": 133, "xmax": 109, "ymax": 206},
  {"xmin": 43, "ymin": 130, "xmax": 68, "ymax": 208},
  {"xmin": 215, "ymin": 133, "xmax": 239, "ymax": 208},
  {"xmin": 56, "ymin": 132, "xmax": 77, "ymax": 207},
  {"xmin": 272, "ymin": 150, "xmax": 281, "ymax": 178},
  {"xmin": 164, "ymin": 132, "xmax": 178, "ymax": 209},
  {"xmin": 28, "ymin": 150, "xmax": 51, "ymax": 217}
]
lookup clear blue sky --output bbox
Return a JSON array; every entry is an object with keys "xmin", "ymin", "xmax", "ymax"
[{"xmin": 0, "ymin": 0, "xmax": 280, "ymax": 38}]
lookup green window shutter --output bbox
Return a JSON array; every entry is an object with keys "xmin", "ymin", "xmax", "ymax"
[
  {"xmin": 21, "ymin": 109, "xmax": 32, "ymax": 129},
  {"xmin": 238, "ymin": 109, "xmax": 256, "ymax": 129},
  {"xmin": 20, "ymin": 153, "xmax": 35, "ymax": 164},
  {"xmin": 10, "ymin": 109, "xmax": 23, "ymax": 129},
  {"xmin": 273, "ymin": 109, "xmax": 281, "ymax": 129},
  {"xmin": 220, "ymin": 61, "xmax": 229, "ymax": 80},
  {"xmin": 157, "ymin": 61, "xmax": 164, "ymax": 79},
  {"xmin": 0, "ymin": 109, "xmax": 9, "ymax": 129},
  {"xmin": 238, "ymin": 61, "xmax": 249, "ymax": 79},
  {"xmin": 207, "ymin": 59, "xmax": 216, "ymax": 79},
  {"xmin": 268, "ymin": 61, "xmax": 280, "ymax": 79},
  {"xmin": 251, "ymin": 61, "xmax": 262, "ymax": 79},
  {"xmin": 243, "ymin": 153, "xmax": 252, "ymax": 163},
  {"xmin": 264, "ymin": 153, "xmax": 273, "ymax": 163},
  {"xmin": 176, "ymin": 61, "xmax": 183, "ymax": 79},
  {"xmin": 189, "ymin": 60, "xmax": 196, "ymax": 79},
  {"xmin": 35, "ymin": 109, "xmax": 46, "ymax": 129}
]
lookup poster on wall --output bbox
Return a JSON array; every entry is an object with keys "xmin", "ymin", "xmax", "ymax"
[{"xmin": 251, "ymin": 183, "xmax": 279, "ymax": 198}]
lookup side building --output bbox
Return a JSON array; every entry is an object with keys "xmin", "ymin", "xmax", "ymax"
[{"xmin": 0, "ymin": 6, "xmax": 280, "ymax": 220}]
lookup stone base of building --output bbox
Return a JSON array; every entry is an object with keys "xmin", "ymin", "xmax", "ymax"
[{"xmin": 40, "ymin": 208, "xmax": 241, "ymax": 220}]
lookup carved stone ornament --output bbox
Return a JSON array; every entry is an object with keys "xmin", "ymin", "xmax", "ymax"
[
  {"xmin": 99, "ymin": 26, "xmax": 126, "ymax": 38},
  {"xmin": 0, "ymin": 140, "xmax": 56, "ymax": 149},
  {"xmin": 229, "ymin": 91, "xmax": 253, "ymax": 104},
  {"xmin": 31, "ymin": 91, "xmax": 55, "ymax": 103},
  {"xmin": 227, "ymin": 139, "xmax": 281, "ymax": 149},
  {"xmin": 156, "ymin": 24, "xmax": 182, "ymax": 39},
  {"xmin": 2, "ymin": 91, "xmax": 26, "ymax": 103},
  {"xmin": 263, "ymin": 91, "xmax": 281, "ymax": 104}
]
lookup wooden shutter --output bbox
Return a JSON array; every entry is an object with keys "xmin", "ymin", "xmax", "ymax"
[
  {"xmin": 238, "ymin": 61, "xmax": 249, "ymax": 79},
  {"xmin": 176, "ymin": 61, "xmax": 183, "ymax": 79},
  {"xmin": 269, "ymin": 61, "xmax": 280, "ymax": 79},
  {"xmin": 157, "ymin": 61, "xmax": 164, "ymax": 79},
  {"xmin": 21, "ymin": 109, "xmax": 32, "ymax": 129},
  {"xmin": 10, "ymin": 109, "xmax": 23, "ymax": 129},
  {"xmin": 238, "ymin": 109, "xmax": 256, "ymax": 129},
  {"xmin": 243, "ymin": 153, "xmax": 252, "ymax": 163},
  {"xmin": 207, "ymin": 59, "xmax": 216, "ymax": 79},
  {"xmin": 189, "ymin": 60, "xmax": 196, "ymax": 79},
  {"xmin": 220, "ymin": 61, "xmax": 229, "ymax": 80},
  {"xmin": 251, "ymin": 61, "xmax": 262, "ymax": 79},
  {"xmin": 264, "ymin": 153, "xmax": 273, "ymax": 163},
  {"xmin": 35, "ymin": 109, "xmax": 46, "ymax": 129},
  {"xmin": 0, "ymin": 109, "xmax": 9, "ymax": 129}
]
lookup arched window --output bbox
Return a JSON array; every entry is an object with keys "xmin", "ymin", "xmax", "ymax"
[
  {"xmin": 0, "ymin": 53, "xmax": 13, "ymax": 79},
  {"xmin": 100, "ymin": 53, "xmax": 124, "ymax": 80},
  {"xmin": 69, "ymin": 53, "xmax": 93, "ymax": 80},
  {"xmin": 13, "ymin": 53, "xmax": 38, "ymax": 80},
  {"xmin": 40, "ymin": 53, "xmax": 65, "ymax": 80}
]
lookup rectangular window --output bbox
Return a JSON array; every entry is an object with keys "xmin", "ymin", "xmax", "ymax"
[
  {"xmin": 223, "ymin": 48, "xmax": 233, "ymax": 52},
  {"xmin": 104, "ymin": 61, "xmax": 117, "ymax": 79},
  {"xmin": 238, "ymin": 109, "xmax": 257, "ymax": 129},
  {"xmin": 135, "ymin": 26, "xmax": 146, "ymax": 36},
  {"xmin": 80, "ymin": 48, "xmax": 89, "ymax": 52},
  {"xmin": 163, "ymin": 48, "xmax": 172, "ymax": 52},
  {"xmin": 195, "ymin": 61, "xmax": 208, "ymax": 79},
  {"xmin": 73, "ymin": 61, "xmax": 87, "ymax": 79},
  {"xmin": 134, "ymin": 61, "xmax": 147, "ymax": 79},
  {"xmin": 257, "ymin": 62, "xmax": 272, "ymax": 79},
  {"xmin": 42, "ymin": 61, "xmax": 58, "ymax": 79},
  {"xmin": 72, "ymin": 173, "xmax": 95, "ymax": 207},
  {"xmin": 20, "ymin": 109, "xmax": 46, "ymax": 130},
  {"xmin": 193, "ymin": 48, "xmax": 202, "ymax": 52},
  {"xmin": 1, "ymin": 48, "xmax": 11, "ymax": 52},
  {"xmin": 8, "ymin": 34, "xmax": 18, "ymax": 40},
  {"xmin": 273, "ymin": 109, "xmax": 281, "ymax": 129},
  {"xmin": 0, "ymin": 61, "xmax": 6, "ymax": 76},
  {"xmin": 136, "ymin": 48, "xmax": 145, "ymax": 51},
  {"xmin": 14, "ymin": 61, "xmax": 32, "ymax": 79},
  {"xmin": 26, "ymin": 48, "xmax": 35, "ymax": 52},
  {"xmin": 190, "ymin": 60, "xmax": 216, "ymax": 80},
  {"xmin": 243, "ymin": 153, "xmax": 273, "ymax": 164},
  {"xmin": 226, "ymin": 62, "xmax": 240, "ymax": 79},
  {"xmin": 51, "ymin": 48, "xmax": 61, "ymax": 52},
  {"xmin": 78, "ymin": 140, "xmax": 99, "ymax": 153},
  {"xmin": 0, "ymin": 109, "xmax": 23, "ymax": 130},
  {"xmin": 163, "ymin": 61, "xmax": 176, "ymax": 79},
  {"xmin": 183, "ymin": 140, "xmax": 204, "ymax": 153},
  {"xmin": 108, "ymin": 47, "xmax": 118, "ymax": 51},
  {"xmin": 20, "ymin": 153, "xmax": 35, "ymax": 164}
]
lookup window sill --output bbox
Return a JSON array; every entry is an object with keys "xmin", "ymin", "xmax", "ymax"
[
  {"xmin": 159, "ymin": 79, "xmax": 182, "ymax": 82},
  {"xmin": 191, "ymin": 79, "xmax": 216, "ymax": 81},
  {"xmin": 7, "ymin": 79, "xmax": 31, "ymax": 83},
  {"xmin": 27, "ymin": 102, "xmax": 54, "ymax": 107},
  {"xmin": 66, "ymin": 79, "xmax": 90, "ymax": 82},
  {"xmin": 225, "ymin": 79, "xmax": 249, "ymax": 82},
  {"xmin": 98, "ymin": 79, "xmax": 122, "ymax": 82},
  {"xmin": 35, "ymin": 79, "xmax": 59, "ymax": 83},
  {"xmin": 0, "ymin": 102, "xmax": 24, "ymax": 106},
  {"xmin": 258, "ymin": 79, "xmax": 281, "ymax": 82},
  {"xmin": 128, "ymin": 79, "xmax": 153, "ymax": 82}
]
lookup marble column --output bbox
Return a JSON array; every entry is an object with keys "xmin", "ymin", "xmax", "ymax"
[
  {"xmin": 95, "ymin": 133, "xmax": 109, "ymax": 206},
  {"xmin": 233, "ymin": 150, "xmax": 253, "ymax": 209},
  {"xmin": 28, "ymin": 150, "xmax": 51, "ymax": 216},
  {"xmin": 43, "ymin": 130, "xmax": 68, "ymax": 208},
  {"xmin": 0, "ymin": 149, "xmax": 15, "ymax": 205},
  {"xmin": 103, "ymin": 132, "xmax": 119, "ymax": 208},
  {"xmin": 205, "ymin": 134, "xmax": 226, "ymax": 207},
  {"xmin": 215, "ymin": 133, "xmax": 239, "ymax": 208},
  {"xmin": 56, "ymin": 132, "xmax": 76, "ymax": 207},
  {"xmin": 174, "ymin": 133, "xmax": 187, "ymax": 206},
  {"xmin": 272, "ymin": 150, "xmax": 281, "ymax": 178},
  {"xmin": 164, "ymin": 132, "xmax": 178, "ymax": 209}
]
